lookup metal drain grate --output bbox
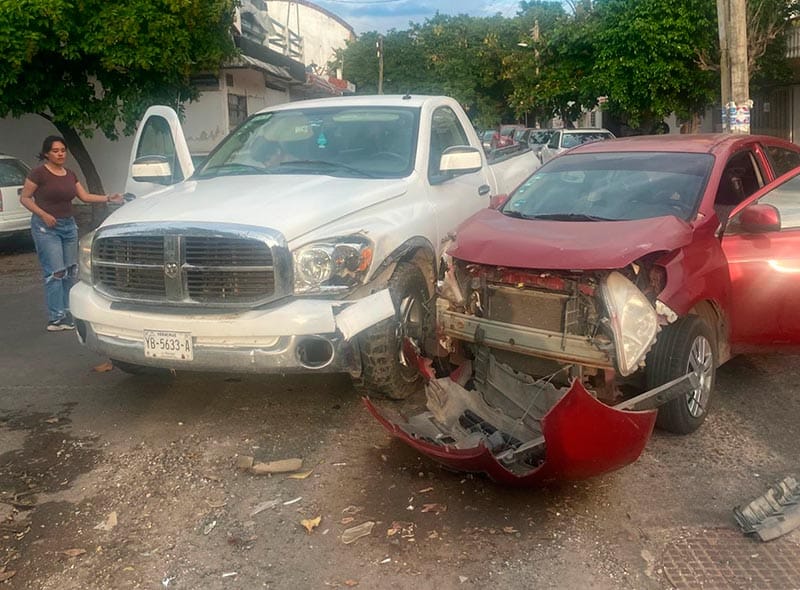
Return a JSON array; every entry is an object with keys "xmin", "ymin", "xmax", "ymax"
[{"xmin": 662, "ymin": 527, "xmax": 800, "ymax": 590}]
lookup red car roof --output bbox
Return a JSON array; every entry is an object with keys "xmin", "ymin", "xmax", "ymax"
[{"xmin": 568, "ymin": 133, "xmax": 797, "ymax": 156}]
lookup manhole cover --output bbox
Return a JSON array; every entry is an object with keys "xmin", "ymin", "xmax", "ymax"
[{"xmin": 662, "ymin": 528, "xmax": 800, "ymax": 590}]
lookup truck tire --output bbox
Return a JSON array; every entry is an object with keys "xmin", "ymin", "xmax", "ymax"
[
  {"xmin": 645, "ymin": 315, "xmax": 716, "ymax": 435},
  {"xmin": 354, "ymin": 262, "xmax": 429, "ymax": 400}
]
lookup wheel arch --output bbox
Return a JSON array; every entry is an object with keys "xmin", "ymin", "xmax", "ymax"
[
  {"xmin": 367, "ymin": 237, "xmax": 437, "ymax": 298},
  {"xmin": 687, "ymin": 299, "xmax": 730, "ymax": 366}
]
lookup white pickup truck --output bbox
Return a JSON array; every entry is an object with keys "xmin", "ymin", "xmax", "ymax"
[{"xmin": 70, "ymin": 95, "xmax": 538, "ymax": 398}]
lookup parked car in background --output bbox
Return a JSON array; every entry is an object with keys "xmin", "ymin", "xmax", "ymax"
[
  {"xmin": 370, "ymin": 133, "xmax": 800, "ymax": 485},
  {"xmin": 0, "ymin": 154, "xmax": 31, "ymax": 238},
  {"xmin": 480, "ymin": 129, "xmax": 496, "ymax": 152},
  {"xmin": 539, "ymin": 128, "xmax": 615, "ymax": 164},
  {"xmin": 527, "ymin": 129, "xmax": 555, "ymax": 161}
]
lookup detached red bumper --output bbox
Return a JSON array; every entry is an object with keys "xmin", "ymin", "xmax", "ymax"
[{"xmin": 365, "ymin": 379, "xmax": 657, "ymax": 486}]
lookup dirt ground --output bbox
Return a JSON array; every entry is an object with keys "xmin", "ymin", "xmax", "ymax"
[{"xmin": 1, "ymin": 233, "xmax": 799, "ymax": 590}]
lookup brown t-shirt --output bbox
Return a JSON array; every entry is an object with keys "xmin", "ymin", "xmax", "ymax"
[{"xmin": 27, "ymin": 165, "xmax": 79, "ymax": 218}]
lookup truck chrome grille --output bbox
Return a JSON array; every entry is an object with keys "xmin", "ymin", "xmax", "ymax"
[{"xmin": 91, "ymin": 225, "xmax": 288, "ymax": 307}]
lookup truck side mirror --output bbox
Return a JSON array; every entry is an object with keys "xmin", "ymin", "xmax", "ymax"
[
  {"xmin": 131, "ymin": 155, "xmax": 174, "ymax": 185},
  {"xmin": 439, "ymin": 146, "xmax": 483, "ymax": 177}
]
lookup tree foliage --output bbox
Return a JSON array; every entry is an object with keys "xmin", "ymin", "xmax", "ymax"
[
  {"xmin": 0, "ymin": 0, "xmax": 237, "ymax": 190},
  {"xmin": 590, "ymin": 0, "xmax": 718, "ymax": 128},
  {"xmin": 336, "ymin": 0, "xmax": 794, "ymax": 133}
]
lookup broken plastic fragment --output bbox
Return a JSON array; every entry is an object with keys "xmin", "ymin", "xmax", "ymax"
[
  {"xmin": 94, "ymin": 511, "xmax": 117, "ymax": 531},
  {"xmin": 335, "ymin": 289, "xmax": 394, "ymax": 340},
  {"xmin": 734, "ymin": 476, "xmax": 800, "ymax": 542},
  {"xmin": 251, "ymin": 458, "xmax": 303, "ymax": 475},
  {"xmin": 341, "ymin": 521, "xmax": 375, "ymax": 544}
]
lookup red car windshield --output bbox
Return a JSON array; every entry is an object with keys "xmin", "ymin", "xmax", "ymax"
[{"xmin": 502, "ymin": 152, "xmax": 714, "ymax": 222}]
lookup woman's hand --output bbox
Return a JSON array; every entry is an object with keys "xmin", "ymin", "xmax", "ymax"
[
  {"xmin": 41, "ymin": 212, "xmax": 57, "ymax": 228},
  {"xmin": 107, "ymin": 193, "xmax": 124, "ymax": 204}
]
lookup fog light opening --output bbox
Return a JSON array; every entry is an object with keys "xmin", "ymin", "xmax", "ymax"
[{"xmin": 296, "ymin": 337, "xmax": 335, "ymax": 369}]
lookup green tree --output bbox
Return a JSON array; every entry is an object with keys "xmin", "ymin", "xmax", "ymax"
[
  {"xmin": 0, "ymin": 0, "xmax": 237, "ymax": 192},
  {"xmin": 589, "ymin": 0, "xmax": 718, "ymax": 129},
  {"xmin": 336, "ymin": 13, "xmax": 523, "ymax": 127}
]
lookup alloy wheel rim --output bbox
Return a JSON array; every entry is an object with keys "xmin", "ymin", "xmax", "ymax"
[{"xmin": 685, "ymin": 335, "xmax": 714, "ymax": 417}]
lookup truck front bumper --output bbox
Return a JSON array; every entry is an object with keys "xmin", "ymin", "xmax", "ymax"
[{"xmin": 70, "ymin": 282, "xmax": 364, "ymax": 375}]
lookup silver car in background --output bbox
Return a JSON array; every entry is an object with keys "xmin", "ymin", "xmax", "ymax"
[
  {"xmin": 539, "ymin": 128, "xmax": 615, "ymax": 164},
  {"xmin": 0, "ymin": 154, "xmax": 31, "ymax": 238}
]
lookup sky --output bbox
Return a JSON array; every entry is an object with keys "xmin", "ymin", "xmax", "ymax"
[{"xmin": 312, "ymin": 0, "xmax": 522, "ymax": 34}]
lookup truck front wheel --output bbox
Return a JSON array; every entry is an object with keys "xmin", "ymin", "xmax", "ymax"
[
  {"xmin": 645, "ymin": 315, "xmax": 716, "ymax": 434},
  {"xmin": 354, "ymin": 262, "xmax": 429, "ymax": 400}
]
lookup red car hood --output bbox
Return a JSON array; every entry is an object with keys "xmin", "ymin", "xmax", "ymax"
[{"xmin": 449, "ymin": 209, "xmax": 693, "ymax": 269}]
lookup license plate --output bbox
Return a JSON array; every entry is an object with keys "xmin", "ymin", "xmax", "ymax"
[{"xmin": 143, "ymin": 330, "xmax": 194, "ymax": 361}]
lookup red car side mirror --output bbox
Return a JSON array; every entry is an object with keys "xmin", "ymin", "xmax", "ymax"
[{"xmin": 739, "ymin": 203, "xmax": 781, "ymax": 233}]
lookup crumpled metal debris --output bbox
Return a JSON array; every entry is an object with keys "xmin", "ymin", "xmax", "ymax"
[{"xmin": 734, "ymin": 476, "xmax": 800, "ymax": 542}]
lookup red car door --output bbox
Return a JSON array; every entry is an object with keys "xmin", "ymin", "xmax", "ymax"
[{"xmin": 722, "ymin": 166, "xmax": 800, "ymax": 352}]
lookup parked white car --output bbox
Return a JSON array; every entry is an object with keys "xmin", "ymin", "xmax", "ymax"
[
  {"xmin": 539, "ymin": 128, "xmax": 615, "ymax": 164},
  {"xmin": 0, "ymin": 154, "xmax": 32, "ymax": 238}
]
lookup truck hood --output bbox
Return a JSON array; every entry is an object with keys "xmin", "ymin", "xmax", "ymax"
[
  {"xmin": 104, "ymin": 175, "xmax": 408, "ymax": 242},
  {"xmin": 449, "ymin": 209, "xmax": 694, "ymax": 269}
]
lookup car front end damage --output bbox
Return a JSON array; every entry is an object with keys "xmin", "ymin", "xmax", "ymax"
[{"xmin": 367, "ymin": 252, "xmax": 700, "ymax": 484}]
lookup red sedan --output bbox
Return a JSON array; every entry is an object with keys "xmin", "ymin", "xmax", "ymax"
[{"xmin": 368, "ymin": 134, "xmax": 800, "ymax": 485}]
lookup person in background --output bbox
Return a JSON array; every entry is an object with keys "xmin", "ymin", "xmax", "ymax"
[{"xmin": 19, "ymin": 135, "xmax": 123, "ymax": 332}]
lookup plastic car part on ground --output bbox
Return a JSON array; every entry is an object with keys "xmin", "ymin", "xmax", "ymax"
[
  {"xmin": 734, "ymin": 476, "xmax": 800, "ymax": 541},
  {"xmin": 364, "ymin": 341, "xmax": 663, "ymax": 486}
]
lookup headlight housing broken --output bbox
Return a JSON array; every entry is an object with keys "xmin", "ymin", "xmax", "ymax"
[
  {"xmin": 600, "ymin": 271, "xmax": 658, "ymax": 376},
  {"xmin": 293, "ymin": 237, "xmax": 373, "ymax": 294}
]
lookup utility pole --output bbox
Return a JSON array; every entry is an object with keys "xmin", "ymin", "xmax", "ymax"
[
  {"xmin": 377, "ymin": 35, "xmax": 384, "ymax": 94},
  {"xmin": 717, "ymin": 0, "xmax": 750, "ymax": 133}
]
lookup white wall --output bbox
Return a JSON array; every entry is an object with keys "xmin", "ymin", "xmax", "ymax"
[{"xmin": 266, "ymin": 1, "xmax": 354, "ymax": 73}]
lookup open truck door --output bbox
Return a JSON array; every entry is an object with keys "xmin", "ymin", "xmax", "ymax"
[{"xmin": 124, "ymin": 106, "xmax": 194, "ymax": 199}]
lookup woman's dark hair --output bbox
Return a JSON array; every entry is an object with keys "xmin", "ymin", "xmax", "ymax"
[{"xmin": 38, "ymin": 135, "xmax": 67, "ymax": 161}]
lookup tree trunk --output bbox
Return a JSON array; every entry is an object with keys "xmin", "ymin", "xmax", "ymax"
[{"xmin": 40, "ymin": 115, "xmax": 108, "ymax": 228}]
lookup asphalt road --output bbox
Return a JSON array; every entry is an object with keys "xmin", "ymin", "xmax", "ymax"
[{"xmin": 1, "ymin": 241, "xmax": 799, "ymax": 589}]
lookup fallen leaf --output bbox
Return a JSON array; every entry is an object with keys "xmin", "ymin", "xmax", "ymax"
[
  {"xmin": 287, "ymin": 470, "xmax": 313, "ymax": 480},
  {"xmin": 301, "ymin": 516, "xmax": 321, "ymax": 533},
  {"xmin": 94, "ymin": 511, "xmax": 117, "ymax": 531},
  {"xmin": 92, "ymin": 361, "xmax": 114, "ymax": 373},
  {"xmin": 60, "ymin": 548, "xmax": 86, "ymax": 558},
  {"xmin": 340, "ymin": 517, "xmax": 355, "ymax": 525}
]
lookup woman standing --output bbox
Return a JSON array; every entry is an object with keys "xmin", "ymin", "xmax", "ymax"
[{"xmin": 20, "ymin": 136, "xmax": 123, "ymax": 331}]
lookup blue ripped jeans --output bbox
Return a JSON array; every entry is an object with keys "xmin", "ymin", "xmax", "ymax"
[{"xmin": 31, "ymin": 215, "xmax": 78, "ymax": 322}]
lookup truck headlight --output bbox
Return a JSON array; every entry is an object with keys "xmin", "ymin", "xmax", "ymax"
[
  {"xmin": 78, "ymin": 230, "xmax": 95, "ymax": 283},
  {"xmin": 600, "ymin": 271, "xmax": 658, "ymax": 376},
  {"xmin": 293, "ymin": 238, "xmax": 373, "ymax": 294}
]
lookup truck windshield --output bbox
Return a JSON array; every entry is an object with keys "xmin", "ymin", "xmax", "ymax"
[
  {"xmin": 502, "ymin": 152, "xmax": 713, "ymax": 222},
  {"xmin": 196, "ymin": 106, "xmax": 420, "ymax": 180}
]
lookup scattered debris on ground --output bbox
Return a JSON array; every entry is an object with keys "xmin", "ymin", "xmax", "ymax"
[{"xmin": 734, "ymin": 475, "xmax": 800, "ymax": 541}]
